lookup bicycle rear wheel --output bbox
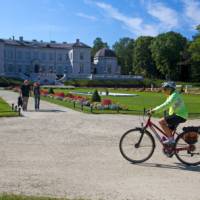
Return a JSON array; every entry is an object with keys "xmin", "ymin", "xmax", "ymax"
[
  {"xmin": 175, "ymin": 131, "xmax": 200, "ymax": 166},
  {"xmin": 119, "ymin": 128, "xmax": 155, "ymax": 163}
]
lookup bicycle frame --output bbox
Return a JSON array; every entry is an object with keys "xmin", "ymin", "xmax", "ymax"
[
  {"xmin": 142, "ymin": 115, "xmax": 179, "ymax": 147},
  {"xmin": 142, "ymin": 114, "xmax": 191, "ymax": 152}
]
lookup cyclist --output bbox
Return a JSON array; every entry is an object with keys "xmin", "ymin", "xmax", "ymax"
[{"xmin": 149, "ymin": 82, "xmax": 188, "ymax": 144}]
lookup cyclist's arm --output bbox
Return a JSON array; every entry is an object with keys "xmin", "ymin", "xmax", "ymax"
[{"xmin": 152, "ymin": 93, "xmax": 176, "ymax": 114}]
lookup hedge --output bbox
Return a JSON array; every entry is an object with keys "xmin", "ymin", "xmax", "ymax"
[
  {"xmin": 64, "ymin": 79, "xmax": 200, "ymax": 88},
  {"xmin": 0, "ymin": 77, "xmax": 23, "ymax": 87}
]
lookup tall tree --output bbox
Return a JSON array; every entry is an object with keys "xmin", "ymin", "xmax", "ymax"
[
  {"xmin": 189, "ymin": 25, "xmax": 200, "ymax": 81},
  {"xmin": 178, "ymin": 45, "xmax": 191, "ymax": 82},
  {"xmin": 193, "ymin": 24, "xmax": 200, "ymax": 40},
  {"xmin": 91, "ymin": 37, "xmax": 109, "ymax": 57},
  {"xmin": 112, "ymin": 37, "xmax": 134, "ymax": 75},
  {"xmin": 150, "ymin": 31, "xmax": 187, "ymax": 80},
  {"xmin": 133, "ymin": 36, "xmax": 158, "ymax": 78}
]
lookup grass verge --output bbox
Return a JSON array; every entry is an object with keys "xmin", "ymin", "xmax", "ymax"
[
  {"xmin": 0, "ymin": 97, "xmax": 18, "ymax": 117},
  {"xmin": 41, "ymin": 88, "xmax": 200, "ymax": 119},
  {"xmin": 0, "ymin": 194, "xmax": 86, "ymax": 200}
]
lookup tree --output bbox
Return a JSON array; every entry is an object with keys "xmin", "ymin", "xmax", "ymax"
[
  {"xmin": 193, "ymin": 24, "xmax": 200, "ymax": 40},
  {"xmin": 178, "ymin": 45, "xmax": 191, "ymax": 82},
  {"xmin": 112, "ymin": 37, "xmax": 134, "ymax": 75},
  {"xmin": 133, "ymin": 36, "xmax": 158, "ymax": 78},
  {"xmin": 91, "ymin": 89, "xmax": 101, "ymax": 102},
  {"xmin": 189, "ymin": 25, "xmax": 200, "ymax": 81},
  {"xmin": 91, "ymin": 37, "xmax": 109, "ymax": 57},
  {"xmin": 150, "ymin": 31, "xmax": 188, "ymax": 80}
]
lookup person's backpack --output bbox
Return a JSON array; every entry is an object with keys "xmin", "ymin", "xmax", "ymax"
[{"xmin": 18, "ymin": 96, "xmax": 23, "ymax": 107}]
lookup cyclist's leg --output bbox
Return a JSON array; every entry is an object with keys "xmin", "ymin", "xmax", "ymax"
[
  {"xmin": 159, "ymin": 117, "xmax": 173, "ymax": 137},
  {"xmin": 163, "ymin": 114, "xmax": 186, "ymax": 137}
]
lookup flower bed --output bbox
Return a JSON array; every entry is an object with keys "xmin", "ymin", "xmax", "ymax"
[{"xmin": 40, "ymin": 90, "xmax": 127, "ymax": 111}]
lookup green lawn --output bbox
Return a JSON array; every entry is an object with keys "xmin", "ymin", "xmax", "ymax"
[
  {"xmin": 42, "ymin": 87, "xmax": 200, "ymax": 118},
  {"xmin": 0, "ymin": 97, "xmax": 18, "ymax": 117},
  {"xmin": 0, "ymin": 194, "xmax": 85, "ymax": 200}
]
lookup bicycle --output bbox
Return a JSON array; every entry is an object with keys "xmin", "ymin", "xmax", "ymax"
[{"xmin": 119, "ymin": 110, "xmax": 200, "ymax": 166}]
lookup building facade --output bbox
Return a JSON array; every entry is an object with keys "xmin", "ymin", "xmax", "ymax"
[
  {"xmin": 93, "ymin": 48, "xmax": 120, "ymax": 75},
  {"xmin": 0, "ymin": 37, "xmax": 91, "ymax": 83},
  {"xmin": 0, "ymin": 37, "xmax": 143, "ymax": 83}
]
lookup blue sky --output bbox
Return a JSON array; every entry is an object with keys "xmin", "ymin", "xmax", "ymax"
[{"xmin": 0, "ymin": 0, "xmax": 200, "ymax": 47}]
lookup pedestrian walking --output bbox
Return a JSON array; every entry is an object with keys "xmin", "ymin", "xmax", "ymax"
[
  {"xmin": 20, "ymin": 80, "xmax": 31, "ymax": 111},
  {"xmin": 33, "ymin": 82, "xmax": 41, "ymax": 111}
]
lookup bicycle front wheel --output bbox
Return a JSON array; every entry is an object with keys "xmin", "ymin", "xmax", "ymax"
[
  {"xmin": 175, "ymin": 131, "xmax": 200, "ymax": 166},
  {"xmin": 119, "ymin": 128, "xmax": 155, "ymax": 163}
]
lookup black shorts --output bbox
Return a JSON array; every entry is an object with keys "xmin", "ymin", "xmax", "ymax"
[{"xmin": 165, "ymin": 114, "xmax": 186, "ymax": 130}]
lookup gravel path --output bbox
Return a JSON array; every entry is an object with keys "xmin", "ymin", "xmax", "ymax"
[{"xmin": 0, "ymin": 90, "xmax": 200, "ymax": 200}]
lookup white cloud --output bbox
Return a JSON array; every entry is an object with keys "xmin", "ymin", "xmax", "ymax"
[
  {"xmin": 94, "ymin": 1, "xmax": 159, "ymax": 36},
  {"xmin": 76, "ymin": 12, "xmax": 97, "ymax": 21},
  {"xmin": 147, "ymin": 2, "xmax": 179, "ymax": 28},
  {"xmin": 182, "ymin": 0, "xmax": 200, "ymax": 26}
]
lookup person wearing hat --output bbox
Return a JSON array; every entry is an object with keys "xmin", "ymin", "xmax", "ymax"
[
  {"xmin": 20, "ymin": 80, "xmax": 31, "ymax": 111},
  {"xmin": 149, "ymin": 81, "xmax": 188, "ymax": 144},
  {"xmin": 33, "ymin": 82, "xmax": 41, "ymax": 111}
]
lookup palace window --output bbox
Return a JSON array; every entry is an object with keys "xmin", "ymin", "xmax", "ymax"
[
  {"xmin": 25, "ymin": 52, "xmax": 31, "ymax": 60},
  {"xmin": 58, "ymin": 54, "xmax": 62, "ymax": 62},
  {"xmin": 49, "ymin": 66, "xmax": 54, "ymax": 73},
  {"xmin": 66, "ymin": 54, "xmax": 69, "ymax": 61},
  {"xmin": 49, "ymin": 53, "xmax": 54, "ymax": 61},
  {"xmin": 107, "ymin": 65, "xmax": 112, "ymax": 74},
  {"xmin": 80, "ymin": 63, "xmax": 84, "ymax": 74},
  {"xmin": 33, "ymin": 52, "xmax": 38, "ymax": 59},
  {"xmin": 41, "ymin": 52, "xmax": 46, "ymax": 60},
  {"xmin": 8, "ymin": 64, "xmax": 14, "ymax": 72},
  {"xmin": 17, "ymin": 51, "xmax": 22, "ymax": 60},
  {"xmin": 25, "ymin": 65, "xmax": 30, "ymax": 74},
  {"xmin": 80, "ymin": 52, "xmax": 84, "ymax": 60}
]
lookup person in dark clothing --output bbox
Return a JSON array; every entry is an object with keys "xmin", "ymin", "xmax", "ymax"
[
  {"xmin": 33, "ymin": 82, "xmax": 41, "ymax": 111},
  {"xmin": 17, "ymin": 96, "xmax": 23, "ymax": 107},
  {"xmin": 20, "ymin": 80, "xmax": 31, "ymax": 111}
]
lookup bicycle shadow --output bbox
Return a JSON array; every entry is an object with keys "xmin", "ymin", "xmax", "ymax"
[{"xmin": 133, "ymin": 162, "xmax": 200, "ymax": 172}]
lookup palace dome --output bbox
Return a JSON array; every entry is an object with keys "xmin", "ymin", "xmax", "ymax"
[{"xmin": 95, "ymin": 48, "xmax": 116, "ymax": 58}]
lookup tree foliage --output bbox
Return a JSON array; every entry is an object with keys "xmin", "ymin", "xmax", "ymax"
[
  {"xmin": 189, "ymin": 25, "xmax": 200, "ymax": 81},
  {"xmin": 150, "ymin": 31, "xmax": 187, "ymax": 80},
  {"xmin": 133, "ymin": 36, "xmax": 157, "ymax": 77},
  {"xmin": 91, "ymin": 89, "xmax": 101, "ymax": 102},
  {"xmin": 89, "ymin": 27, "xmax": 200, "ymax": 82},
  {"xmin": 91, "ymin": 37, "xmax": 109, "ymax": 57},
  {"xmin": 112, "ymin": 37, "xmax": 134, "ymax": 75}
]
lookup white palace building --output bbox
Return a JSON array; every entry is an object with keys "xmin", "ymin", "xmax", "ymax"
[{"xmin": 0, "ymin": 36, "xmax": 142, "ymax": 84}]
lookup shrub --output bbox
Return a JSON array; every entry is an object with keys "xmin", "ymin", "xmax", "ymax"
[
  {"xmin": 48, "ymin": 87, "xmax": 54, "ymax": 94},
  {"xmin": 91, "ymin": 89, "xmax": 101, "ymax": 102},
  {"xmin": 0, "ymin": 77, "xmax": 23, "ymax": 87}
]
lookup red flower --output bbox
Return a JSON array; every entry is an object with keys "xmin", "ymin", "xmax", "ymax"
[
  {"xmin": 40, "ymin": 90, "xmax": 48, "ymax": 95},
  {"xmin": 102, "ymin": 99, "xmax": 112, "ymax": 105},
  {"xmin": 54, "ymin": 92, "xmax": 65, "ymax": 98}
]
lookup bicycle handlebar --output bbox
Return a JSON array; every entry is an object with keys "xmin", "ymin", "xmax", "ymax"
[{"xmin": 143, "ymin": 108, "xmax": 152, "ymax": 117}]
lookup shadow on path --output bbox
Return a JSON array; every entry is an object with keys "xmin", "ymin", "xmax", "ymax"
[{"xmin": 133, "ymin": 162, "xmax": 200, "ymax": 172}]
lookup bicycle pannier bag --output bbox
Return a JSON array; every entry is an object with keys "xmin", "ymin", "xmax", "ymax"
[{"xmin": 182, "ymin": 127, "xmax": 199, "ymax": 145}]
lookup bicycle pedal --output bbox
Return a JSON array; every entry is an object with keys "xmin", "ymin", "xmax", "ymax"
[{"xmin": 163, "ymin": 148, "xmax": 174, "ymax": 158}]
